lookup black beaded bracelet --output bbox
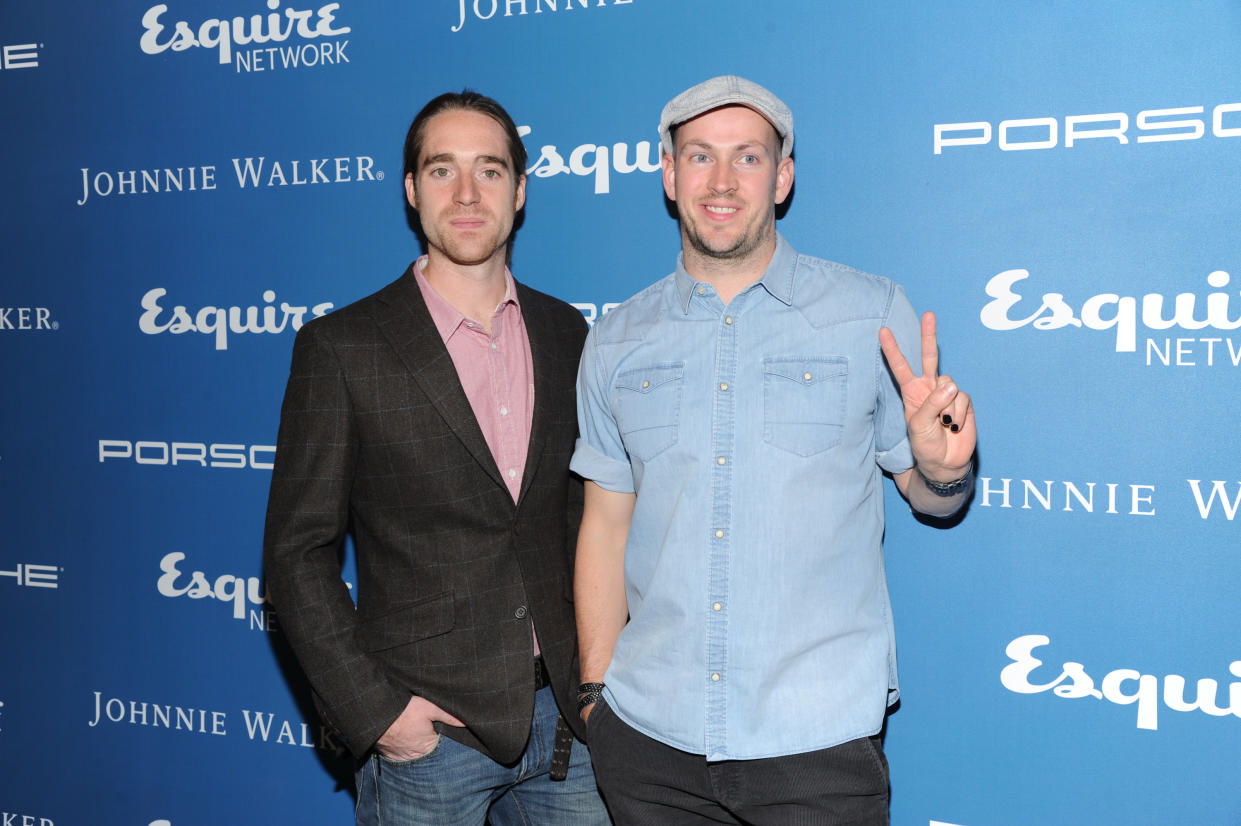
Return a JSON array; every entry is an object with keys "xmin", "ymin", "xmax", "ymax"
[
  {"xmin": 918, "ymin": 466, "xmax": 974, "ymax": 497},
  {"xmin": 577, "ymin": 682, "xmax": 605, "ymax": 712}
]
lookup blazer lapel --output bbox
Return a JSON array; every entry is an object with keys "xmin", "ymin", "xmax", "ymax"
[
  {"xmin": 516, "ymin": 284, "xmax": 553, "ymax": 505},
  {"xmin": 371, "ymin": 265, "xmax": 507, "ymax": 492}
]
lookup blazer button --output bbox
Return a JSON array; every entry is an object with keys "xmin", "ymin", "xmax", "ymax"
[
  {"xmin": 513, "ymin": 522, "xmax": 522, "ymax": 536},
  {"xmin": 514, "ymin": 605, "xmax": 528, "ymax": 619}
]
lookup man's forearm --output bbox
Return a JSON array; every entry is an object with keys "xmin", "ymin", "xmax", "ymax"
[
  {"xmin": 575, "ymin": 537, "xmax": 628, "ymax": 684},
  {"xmin": 574, "ymin": 482, "xmax": 635, "ymax": 684}
]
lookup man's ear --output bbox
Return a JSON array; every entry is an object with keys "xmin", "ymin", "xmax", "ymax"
[
  {"xmin": 405, "ymin": 172, "xmax": 417, "ymax": 209},
  {"xmin": 514, "ymin": 173, "xmax": 527, "ymax": 212},
  {"xmin": 775, "ymin": 157, "xmax": 794, "ymax": 205},
  {"xmin": 661, "ymin": 152, "xmax": 677, "ymax": 202}
]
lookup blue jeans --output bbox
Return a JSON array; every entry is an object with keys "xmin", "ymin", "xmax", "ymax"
[{"xmin": 355, "ymin": 685, "xmax": 610, "ymax": 825}]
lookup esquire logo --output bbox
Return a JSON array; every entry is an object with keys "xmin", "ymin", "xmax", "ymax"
[
  {"xmin": 1002, "ymin": 635, "xmax": 1241, "ymax": 731},
  {"xmin": 158, "ymin": 551, "xmax": 266, "ymax": 622},
  {"xmin": 451, "ymin": 0, "xmax": 634, "ymax": 33},
  {"xmin": 140, "ymin": 1, "xmax": 351, "ymax": 73},
  {"xmin": 935, "ymin": 99, "xmax": 1241, "ymax": 154},
  {"xmin": 980, "ymin": 268, "xmax": 1241, "ymax": 367},
  {"xmin": 520, "ymin": 125, "xmax": 660, "ymax": 195},
  {"xmin": 157, "ymin": 550, "xmax": 305, "ymax": 633},
  {"xmin": 139, "ymin": 287, "xmax": 332, "ymax": 350}
]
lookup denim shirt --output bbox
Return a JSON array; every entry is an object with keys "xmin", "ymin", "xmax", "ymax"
[{"xmin": 571, "ymin": 234, "xmax": 921, "ymax": 760}]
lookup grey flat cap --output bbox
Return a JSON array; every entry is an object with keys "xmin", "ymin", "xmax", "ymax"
[{"xmin": 659, "ymin": 75, "xmax": 794, "ymax": 158}]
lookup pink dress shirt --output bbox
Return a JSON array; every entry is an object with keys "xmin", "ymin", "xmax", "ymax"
[{"xmin": 414, "ymin": 257, "xmax": 534, "ymax": 504}]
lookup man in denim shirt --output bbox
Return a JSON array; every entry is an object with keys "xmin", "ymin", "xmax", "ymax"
[{"xmin": 571, "ymin": 76, "xmax": 977, "ymax": 824}]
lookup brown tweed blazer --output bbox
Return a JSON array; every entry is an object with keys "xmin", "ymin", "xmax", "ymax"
[{"xmin": 263, "ymin": 263, "xmax": 588, "ymax": 762}]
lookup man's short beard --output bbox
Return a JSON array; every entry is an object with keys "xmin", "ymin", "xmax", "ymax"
[{"xmin": 681, "ymin": 212, "xmax": 768, "ymax": 262}]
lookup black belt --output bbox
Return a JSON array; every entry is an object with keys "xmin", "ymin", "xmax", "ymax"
[{"xmin": 532, "ymin": 656, "xmax": 574, "ymax": 781}]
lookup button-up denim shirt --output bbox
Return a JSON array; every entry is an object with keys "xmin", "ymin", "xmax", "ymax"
[{"xmin": 571, "ymin": 234, "xmax": 921, "ymax": 760}]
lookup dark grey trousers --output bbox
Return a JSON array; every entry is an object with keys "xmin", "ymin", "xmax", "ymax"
[{"xmin": 585, "ymin": 697, "xmax": 890, "ymax": 825}]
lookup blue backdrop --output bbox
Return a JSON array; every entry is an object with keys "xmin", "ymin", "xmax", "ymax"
[{"xmin": 2, "ymin": 2, "xmax": 1238, "ymax": 824}]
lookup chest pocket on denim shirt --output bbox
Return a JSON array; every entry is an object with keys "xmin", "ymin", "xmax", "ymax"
[
  {"xmin": 763, "ymin": 357, "xmax": 848, "ymax": 457},
  {"xmin": 614, "ymin": 363, "xmax": 683, "ymax": 461}
]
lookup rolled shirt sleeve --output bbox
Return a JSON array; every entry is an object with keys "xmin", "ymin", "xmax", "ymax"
[{"xmin": 571, "ymin": 324, "xmax": 637, "ymax": 494}]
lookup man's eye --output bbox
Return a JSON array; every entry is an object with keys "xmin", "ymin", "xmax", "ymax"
[{"xmin": 739, "ymin": 155, "xmax": 758, "ymax": 165}]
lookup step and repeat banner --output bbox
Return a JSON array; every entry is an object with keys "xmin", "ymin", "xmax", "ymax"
[{"xmin": 2, "ymin": 2, "xmax": 1238, "ymax": 824}]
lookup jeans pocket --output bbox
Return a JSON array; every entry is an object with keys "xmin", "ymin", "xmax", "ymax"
[
  {"xmin": 762, "ymin": 356, "xmax": 847, "ymax": 456},
  {"xmin": 614, "ymin": 363, "xmax": 683, "ymax": 461},
  {"xmin": 377, "ymin": 733, "xmax": 444, "ymax": 768}
]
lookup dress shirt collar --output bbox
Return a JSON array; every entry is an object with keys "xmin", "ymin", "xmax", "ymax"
[
  {"xmin": 672, "ymin": 232, "xmax": 799, "ymax": 313},
  {"xmin": 414, "ymin": 255, "xmax": 520, "ymax": 343}
]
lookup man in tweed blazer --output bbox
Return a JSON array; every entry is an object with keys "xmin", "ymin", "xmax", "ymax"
[{"xmin": 264, "ymin": 91, "xmax": 609, "ymax": 825}]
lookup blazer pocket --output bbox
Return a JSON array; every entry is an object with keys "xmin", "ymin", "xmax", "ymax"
[{"xmin": 356, "ymin": 590, "xmax": 456, "ymax": 652}]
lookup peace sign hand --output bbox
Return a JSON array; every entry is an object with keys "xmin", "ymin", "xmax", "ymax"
[{"xmin": 879, "ymin": 311, "xmax": 976, "ymax": 483}]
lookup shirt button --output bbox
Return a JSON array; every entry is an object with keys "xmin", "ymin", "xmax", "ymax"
[
  {"xmin": 642, "ymin": 380, "xmax": 650, "ymax": 389},
  {"xmin": 508, "ymin": 468, "xmax": 518, "ymax": 478},
  {"xmin": 500, "ymin": 406, "xmax": 509, "ymax": 416},
  {"xmin": 719, "ymin": 382, "xmax": 729, "ymax": 391},
  {"xmin": 803, "ymin": 372, "xmax": 812, "ymax": 381},
  {"xmin": 714, "ymin": 529, "xmax": 724, "ymax": 539},
  {"xmin": 697, "ymin": 285, "xmax": 706, "ymax": 295},
  {"xmin": 711, "ymin": 672, "xmax": 721, "ymax": 682},
  {"xmin": 712, "ymin": 602, "xmax": 722, "ymax": 612},
  {"xmin": 491, "ymin": 342, "xmax": 498, "ymax": 351},
  {"xmin": 724, "ymin": 316, "xmax": 733, "ymax": 325},
  {"xmin": 716, "ymin": 456, "xmax": 726, "ymax": 465},
  {"xmin": 515, "ymin": 605, "xmax": 528, "ymax": 619}
]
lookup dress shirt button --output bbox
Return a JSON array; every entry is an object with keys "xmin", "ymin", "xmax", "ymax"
[
  {"xmin": 716, "ymin": 456, "xmax": 726, "ymax": 465},
  {"xmin": 500, "ymin": 406, "xmax": 509, "ymax": 416},
  {"xmin": 491, "ymin": 342, "xmax": 498, "ymax": 351},
  {"xmin": 697, "ymin": 285, "xmax": 706, "ymax": 295},
  {"xmin": 714, "ymin": 529, "xmax": 724, "ymax": 539},
  {"xmin": 712, "ymin": 602, "xmax": 722, "ymax": 612},
  {"xmin": 642, "ymin": 380, "xmax": 650, "ymax": 389},
  {"xmin": 711, "ymin": 672, "xmax": 721, "ymax": 682},
  {"xmin": 515, "ymin": 605, "xmax": 528, "ymax": 619},
  {"xmin": 508, "ymin": 468, "xmax": 518, "ymax": 478},
  {"xmin": 724, "ymin": 316, "xmax": 733, "ymax": 325},
  {"xmin": 465, "ymin": 321, "xmax": 476, "ymax": 328},
  {"xmin": 803, "ymin": 372, "xmax": 812, "ymax": 382},
  {"xmin": 719, "ymin": 382, "xmax": 729, "ymax": 391}
]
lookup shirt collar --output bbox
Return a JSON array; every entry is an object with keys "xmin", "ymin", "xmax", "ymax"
[
  {"xmin": 414, "ymin": 255, "xmax": 520, "ymax": 342},
  {"xmin": 673, "ymin": 232, "xmax": 799, "ymax": 313}
]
